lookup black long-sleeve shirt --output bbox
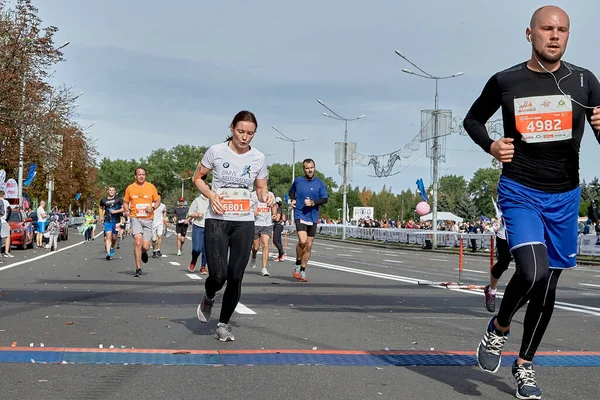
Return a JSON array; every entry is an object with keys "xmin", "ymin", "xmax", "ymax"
[{"xmin": 464, "ymin": 61, "xmax": 600, "ymax": 192}]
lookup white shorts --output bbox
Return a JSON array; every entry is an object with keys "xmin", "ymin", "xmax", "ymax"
[
  {"xmin": 1, "ymin": 220, "xmax": 10, "ymax": 238},
  {"xmin": 152, "ymin": 224, "xmax": 164, "ymax": 241}
]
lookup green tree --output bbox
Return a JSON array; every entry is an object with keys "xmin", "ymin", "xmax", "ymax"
[
  {"xmin": 455, "ymin": 192, "xmax": 479, "ymax": 221},
  {"xmin": 468, "ymin": 168, "xmax": 501, "ymax": 217},
  {"xmin": 438, "ymin": 174, "xmax": 469, "ymax": 214}
]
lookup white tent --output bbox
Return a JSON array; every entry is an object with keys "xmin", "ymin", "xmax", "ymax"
[{"xmin": 419, "ymin": 211, "xmax": 463, "ymax": 223}]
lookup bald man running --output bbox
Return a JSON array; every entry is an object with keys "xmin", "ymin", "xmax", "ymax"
[{"xmin": 464, "ymin": 5, "xmax": 600, "ymax": 399}]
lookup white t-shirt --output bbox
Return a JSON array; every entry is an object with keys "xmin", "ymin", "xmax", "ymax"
[
  {"xmin": 0, "ymin": 198, "xmax": 10, "ymax": 222},
  {"xmin": 251, "ymin": 191, "xmax": 274, "ymax": 227},
  {"xmin": 152, "ymin": 203, "xmax": 166, "ymax": 227},
  {"xmin": 200, "ymin": 142, "xmax": 267, "ymax": 222},
  {"xmin": 36, "ymin": 206, "xmax": 47, "ymax": 222},
  {"xmin": 189, "ymin": 195, "xmax": 210, "ymax": 228}
]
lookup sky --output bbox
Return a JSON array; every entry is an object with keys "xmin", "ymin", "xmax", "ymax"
[{"xmin": 27, "ymin": 0, "xmax": 600, "ymax": 193}]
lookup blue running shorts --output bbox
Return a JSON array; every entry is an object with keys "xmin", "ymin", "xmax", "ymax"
[
  {"xmin": 498, "ymin": 176, "xmax": 580, "ymax": 269},
  {"xmin": 104, "ymin": 221, "xmax": 118, "ymax": 235}
]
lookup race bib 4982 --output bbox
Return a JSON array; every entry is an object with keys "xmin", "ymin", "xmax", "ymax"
[{"xmin": 514, "ymin": 95, "xmax": 572, "ymax": 143}]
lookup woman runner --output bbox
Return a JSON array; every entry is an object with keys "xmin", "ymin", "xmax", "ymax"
[{"xmin": 194, "ymin": 110, "xmax": 273, "ymax": 341}]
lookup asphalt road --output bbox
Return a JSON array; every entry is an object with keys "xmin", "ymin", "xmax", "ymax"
[{"xmin": 0, "ymin": 228, "xmax": 598, "ymax": 400}]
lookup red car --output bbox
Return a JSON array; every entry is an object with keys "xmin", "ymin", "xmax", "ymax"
[{"xmin": 8, "ymin": 207, "xmax": 34, "ymax": 250}]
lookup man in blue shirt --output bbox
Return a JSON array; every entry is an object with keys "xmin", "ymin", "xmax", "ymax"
[{"xmin": 288, "ymin": 159, "xmax": 328, "ymax": 282}]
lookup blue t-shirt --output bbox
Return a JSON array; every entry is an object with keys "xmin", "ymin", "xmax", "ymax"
[{"xmin": 289, "ymin": 176, "xmax": 328, "ymax": 224}]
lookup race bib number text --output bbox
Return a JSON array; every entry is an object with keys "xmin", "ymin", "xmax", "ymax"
[{"xmin": 514, "ymin": 95, "xmax": 573, "ymax": 143}]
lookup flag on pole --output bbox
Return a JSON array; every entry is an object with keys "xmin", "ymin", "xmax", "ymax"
[
  {"xmin": 75, "ymin": 193, "xmax": 81, "ymax": 201},
  {"xmin": 415, "ymin": 178, "xmax": 429, "ymax": 202},
  {"xmin": 24, "ymin": 163, "xmax": 37, "ymax": 187}
]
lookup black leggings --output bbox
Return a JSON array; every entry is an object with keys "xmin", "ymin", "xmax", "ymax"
[
  {"xmin": 84, "ymin": 227, "xmax": 93, "ymax": 241},
  {"xmin": 496, "ymin": 244, "xmax": 563, "ymax": 361},
  {"xmin": 204, "ymin": 219, "xmax": 254, "ymax": 324},
  {"xmin": 273, "ymin": 224, "xmax": 284, "ymax": 257},
  {"xmin": 491, "ymin": 236, "xmax": 512, "ymax": 280}
]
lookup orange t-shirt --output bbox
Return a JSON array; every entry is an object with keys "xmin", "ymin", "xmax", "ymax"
[{"xmin": 123, "ymin": 181, "xmax": 159, "ymax": 219}]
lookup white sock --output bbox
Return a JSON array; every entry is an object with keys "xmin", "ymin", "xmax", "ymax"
[{"xmin": 489, "ymin": 288, "xmax": 497, "ymax": 295}]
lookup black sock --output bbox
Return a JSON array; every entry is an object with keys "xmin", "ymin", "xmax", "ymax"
[
  {"xmin": 300, "ymin": 266, "xmax": 306, "ymax": 272},
  {"xmin": 295, "ymin": 259, "xmax": 301, "ymax": 266}
]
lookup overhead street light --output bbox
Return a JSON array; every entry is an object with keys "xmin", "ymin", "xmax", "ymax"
[
  {"xmin": 395, "ymin": 50, "xmax": 463, "ymax": 249},
  {"xmin": 317, "ymin": 99, "xmax": 365, "ymax": 240}
]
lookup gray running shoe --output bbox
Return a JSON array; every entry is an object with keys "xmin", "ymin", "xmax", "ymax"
[
  {"xmin": 477, "ymin": 316, "xmax": 509, "ymax": 373},
  {"xmin": 196, "ymin": 292, "xmax": 214, "ymax": 323},
  {"xmin": 215, "ymin": 322, "xmax": 235, "ymax": 342},
  {"xmin": 512, "ymin": 361, "xmax": 542, "ymax": 399},
  {"xmin": 484, "ymin": 285, "xmax": 496, "ymax": 313}
]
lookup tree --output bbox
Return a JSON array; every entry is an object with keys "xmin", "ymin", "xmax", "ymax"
[
  {"xmin": 438, "ymin": 174, "xmax": 468, "ymax": 214},
  {"xmin": 468, "ymin": 168, "xmax": 501, "ymax": 217},
  {"xmin": 359, "ymin": 187, "xmax": 372, "ymax": 206},
  {"xmin": 455, "ymin": 192, "xmax": 479, "ymax": 221}
]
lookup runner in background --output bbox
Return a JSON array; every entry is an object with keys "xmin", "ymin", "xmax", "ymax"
[
  {"xmin": 173, "ymin": 197, "xmax": 189, "ymax": 256},
  {"xmin": 99, "ymin": 186, "xmax": 124, "ymax": 260},
  {"xmin": 272, "ymin": 196, "xmax": 286, "ymax": 262},
  {"xmin": 289, "ymin": 159, "xmax": 328, "ymax": 282},
  {"xmin": 484, "ymin": 198, "xmax": 513, "ymax": 313},
  {"xmin": 187, "ymin": 193, "xmax": 209, "ymax": 274},
  {"xmin": 151, "ymin": 193, "xmax": 167, "ymax": 258},
  {"xmin": 123, "ymin": 167, "xmax": 160, "ymax": 278},
  {"xmin": 250, "ymin": 190, "xmax": 276, "ymax": 276}
]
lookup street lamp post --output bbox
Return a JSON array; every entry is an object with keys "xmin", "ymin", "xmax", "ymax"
[
  {"xmin": 272, "ymin": 126, "xmax": 308, "ymax": 223},
  {"xmin": 17, "ymin": 41, "xmax": 70, "ymax": 208},
  {"xmin": 172, "ymin": 171, "xmax": 191, "ymax": 199},
  {"xmin": 317, "ymin": 99, "xmax": 365, "ymax": 240},
  {"xmin": 395, "ymin": 50, "xmax": 463, "ymax": 249},
  {"xmin": 272, "ymin": 126, "xmax": 309, "ymax": 188}
]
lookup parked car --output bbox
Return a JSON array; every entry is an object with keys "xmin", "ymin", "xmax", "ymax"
[
  {"xmin": 8, "ymin": 207, "xmax": 34, "ymax": 250},
  {"xmin": 49, "ymin": 212, "xmax": 69, "ymax": 241}
]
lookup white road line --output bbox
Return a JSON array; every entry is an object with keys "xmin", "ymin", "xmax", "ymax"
[
  {"xmin": 324, "ymin": 248, "xmax": 334, "ymax": 251},
  {"xmin": 186, "ymin": 274, "xmax": 202, "ymax": 280},
  {"xmin": 297, "ymin": 258, "xmax": 600, "ymax": 317},
  {"xmin": 350, "ymin": 250, "xmax": 362, "ymax": 253},
  {"xmin": 234, "ymin": 303, "xmax": 256, "ymax": 315},
  {"xmin": 169, "ymin": 261, "xmax": 180, "ymax": 266},
  {"xmin": 429, "ymin": 258, "xmax": 450, "ymax": 262},
  {"xmin": 382, "ymin": 259, "xmax": 404, "ymax": 264},
  {"xmin": 0, "ymin": 232, "xmax": 104, "ymax": 272},
  {"xmin": 455, "ymin": 268, "xmax": 487, "ymax": 274},
  {"xmin": 336, "ymin": 254, "xmax": 352, "ymax": 257},
  {"xmin": 579, "ymin": 283, "xmax": 600, "ymax": 289},
  {"xmin": 382, "ymin": 252, "xmax": 408, "ymax": 256}
]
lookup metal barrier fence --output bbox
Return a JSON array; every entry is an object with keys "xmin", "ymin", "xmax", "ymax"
[
  {"xmin": 68, "ymin": 217, "xmax": 84, "ymax": 226},
  {"xmin": 285, "ymin": 224, "xmax": 600, "ymax": 256}
]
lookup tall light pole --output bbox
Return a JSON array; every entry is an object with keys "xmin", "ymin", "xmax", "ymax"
[
  {"xmin": 272, "ymin": 126, "xmax": 309, "ymax": 189},
  {"xmin": 172, "ymin": 171, "xmax": 191, "ymax": 199},
  {"xmin": 317, "ymin": 99, "xmax": 365, "ymax": 240},
  {"xmin": 18, "ymin": 41, "xmax": 70, "ymax": 208},
  {"xmin": 395, "ymin": 50, "xmax": 463, "ymax": 249}
]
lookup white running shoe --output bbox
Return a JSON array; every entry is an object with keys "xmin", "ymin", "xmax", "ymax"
[{"xmin": 261, "ymin": 268, "xmax": 270, "ymax": 276}]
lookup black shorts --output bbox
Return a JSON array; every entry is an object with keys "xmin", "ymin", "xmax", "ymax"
[
  {"xmin": 176, "ymin": 223, "xmax": 188, "ymax": 236},
  {"xmin": 295, "ymin": 219, "xmax": 317, "ymax": 237}
]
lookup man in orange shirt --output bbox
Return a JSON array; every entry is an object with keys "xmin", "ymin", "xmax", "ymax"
[{"xmin": 123, "ymin": 167, "xmax": 160, "ymax": 277}]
